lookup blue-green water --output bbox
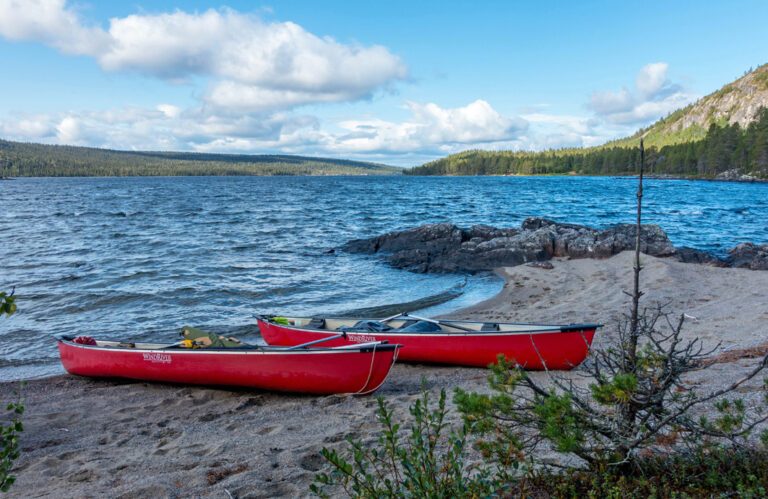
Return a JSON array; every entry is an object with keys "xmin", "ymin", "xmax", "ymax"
[{"xmin": 2, "ymin": 175, "xmax": 767, "ymax": 380}]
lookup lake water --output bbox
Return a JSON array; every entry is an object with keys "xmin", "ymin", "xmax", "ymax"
[{"xmin": 2, "ymin": 175, "xmax": 767, "ymax": 380}]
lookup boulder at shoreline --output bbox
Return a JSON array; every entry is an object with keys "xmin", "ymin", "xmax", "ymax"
[{"xmin": 341, "ymin": 217, "xmax": 766, "ymax": 272}]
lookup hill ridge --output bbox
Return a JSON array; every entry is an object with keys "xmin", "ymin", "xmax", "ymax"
[
  {"xmin": 608, "ymin": 62, "xmax": 768, "ymax": 148},
  {"xmin": 0, "ymin": 139, "xmax": 400, "ymax": 177}
]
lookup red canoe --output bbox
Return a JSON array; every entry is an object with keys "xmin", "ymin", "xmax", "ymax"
[
  {"xmin": 257, "ymin": 314, "xmax": 602, "ymax": 370},
  {"xmin": 57, "ymin": 336, "xmax": 400, "ymax": 395}
]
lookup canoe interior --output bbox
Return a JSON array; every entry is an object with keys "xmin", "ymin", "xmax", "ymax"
[{"xmin": 282, "ymin": 317, "xmax": 581, "ymax": 334}]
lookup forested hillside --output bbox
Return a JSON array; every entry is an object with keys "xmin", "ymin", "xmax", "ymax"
[
  {"xmin": 406, "ymin": 107, "xmax": 768, "ymax": 178},
  {"xmin": 0, "ymin": 140, "xmax": 400, "ymax": 177},
  {"xmin": 610, "ymin": 62, "xmax": 768, "ymax": 149},
  {"xmin": 407, "ymin": 64, "xmax": 768, "ymax": 179}
]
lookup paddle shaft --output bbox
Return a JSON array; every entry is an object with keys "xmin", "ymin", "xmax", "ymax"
[
  {"xmin": 286, "ymin": 332, "xmax": 347, "ymax": 350},
  {"xmin": 332, "ymin": 340, "xmax": 389, "ymax": 349}
]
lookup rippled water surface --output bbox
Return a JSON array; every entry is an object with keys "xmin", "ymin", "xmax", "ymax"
[{"xmin": 2, "ymin": 175, "xmax": 767, "ymax": 380}]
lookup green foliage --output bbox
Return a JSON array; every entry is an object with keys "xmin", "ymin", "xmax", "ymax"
[
  {"xmin": 1, "ymin": 293, "xmax": 23, "ymax": 493},
  {"xmin": 0, "ymin": 140, "xmax": 400, "ymax": 177},
  {"xmin": 515, "ymin": 446, "xmax": 768, "ymax": 498},
  {"xmin": 591, "ymin": 373, "xmax": 637, "ymax": 405},
  {"xmin": 755, "ymin": 68, "xmax": 768, "ymax": 91},
  {"xmin": 311, "ymin": 381, "xmax": 501, "ymax": 498},
  {"xmin": 0, "ymin": 290, "xmax": 16, "ymax": 318},
  {"xmin": 456, "ymin": 356, "xmax": 597, "ymax": 466},
  {"xmin": 532, "ymin": 391, "xmax": 585, "ymax": 453},
  {"xmin": 1, "ymin": 385, "xmax": 24, "ymax": 493},
  {"xmin": 456, "ymin": 312, "xmax": 768, "ymax": 471},
  {"xmin": 406, "ymin": 106, "xmax": 768, "ymax": 178}
]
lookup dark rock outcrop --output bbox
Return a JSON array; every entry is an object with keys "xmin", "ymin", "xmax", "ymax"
[
  {"xmin": 727, "ymin": 242, "xmax": 768, "ymax": 270},
  {"xmin": 342, "ymin": 217, "xmax": 766, "ymax": 273},
  {"xmin": 674, "ymin": 247, "xmax": 727, "ymax": 266},
  {"xmin": 341, "ymin": 217, "xmax": 678, "ymax": 273}
]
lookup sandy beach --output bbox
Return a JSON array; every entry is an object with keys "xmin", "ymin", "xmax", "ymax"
[{"xmin": 3, "ymin": 251, "xmax": 768, "ymax": 498}]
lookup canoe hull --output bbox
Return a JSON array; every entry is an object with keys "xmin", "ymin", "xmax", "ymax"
[
  {"xmin": 57, "ymin": 340, "xmax": 398, "ymax": 395},
  {"xmin": 258, "ymin": 319, "xmax": 598, "ymax": 370}
]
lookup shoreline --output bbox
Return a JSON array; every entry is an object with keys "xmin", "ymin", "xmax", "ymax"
[
  {"xmin": 0, "ymin": 272, "xmax": 504, "ymax": 383},
  {"xmin": 3, "ymin": 251, "xmax": 768, "ymax": 496},
  {"xmin": 3, "ymin": 173, "xmax": 767, "ymax": 183}
]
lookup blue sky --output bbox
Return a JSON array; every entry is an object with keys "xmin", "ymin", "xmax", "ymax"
[{"xmin": 1, "ymin": 1, "xmax": 767, "ymax": 166}]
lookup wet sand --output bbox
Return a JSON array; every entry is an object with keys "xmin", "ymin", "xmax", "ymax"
[{"xmin": 2, "ymin": 251, "xmax": 767, "ymax": 498}]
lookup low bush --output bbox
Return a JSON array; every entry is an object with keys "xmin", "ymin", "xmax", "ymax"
[
  {"xmin": 311, "ymin": 381, "xmax": 503, "ymax": 498},
  {"xmin": 1, "ymin": 387, "xmax": 24, "ymax": 493},
  {"xmin": 1, "ymin": 290, "xmax": 23, "ymax": 494},
  {"xmin": 515, "ymin": 446, "xmax": 768, "ymax": 498}
]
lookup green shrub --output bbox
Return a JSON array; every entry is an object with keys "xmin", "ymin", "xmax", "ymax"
[
  {"xmin": 1, "ymin": 386, "xmax": 24, "ymax": 493},
  {"xmin": 311, "ymin": 381, "xmax": 502, "ymax": 498},
  {"xmin": 0, "ymin": 290, "xmax": 16, "ymax": 318},
  {"xmin": 515, "ymin": 446, "xmax": 768, "ymax": 497},
  {"xmin": 1, "ymin": 290, "xmax": 23, "ymax": 493}
]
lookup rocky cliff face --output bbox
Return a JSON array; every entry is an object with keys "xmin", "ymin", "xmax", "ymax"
[
  {"xmin": 627, "ymin": 63, "xmax": 768, "ymax": 146},
  {"xmin": 341, "ymin": 218, "xmax": 767, "ymax": 273},
  {"xmin": 671, "ymin": 65, "xmax": 768, "ymax": 132}
]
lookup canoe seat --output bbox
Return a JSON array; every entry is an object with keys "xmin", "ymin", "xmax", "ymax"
[
  {"xmin": 481, "ymin": 323, "xmax": 500, "ymax": 331},
  {"xmin": 180, "ymin": 326, "xmax": 244, "ymax": 348},
  {"xmin": 307, "ymin": 317, "xmax": 326, "ymax": 329}
]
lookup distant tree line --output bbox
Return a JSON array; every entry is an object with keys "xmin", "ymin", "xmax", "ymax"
[
  {"xmin": 0, "ymin": 141, "xmax": 399, "ymax": 177},
  {"xmin": 406, "ymin": 107, "xmax": 768, "ymax": 178}
]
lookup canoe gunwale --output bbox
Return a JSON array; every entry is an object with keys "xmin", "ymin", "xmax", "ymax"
[
  {"xmin": 259, "ymin": 323, "xmax": 603, "ymax": 337},
  {"xmin": 56, "ymin": 338, "xmax": 401, "ymax": 354}
]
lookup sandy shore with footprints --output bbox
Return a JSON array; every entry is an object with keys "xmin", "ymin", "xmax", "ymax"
[{"xmin": 3, "ymin": 251, "xmax": 768, "ymax": 498}]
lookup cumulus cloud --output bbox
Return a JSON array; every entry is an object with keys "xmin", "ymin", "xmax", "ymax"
[
  {"xmin": 328, "ymin": 100, "xmax": 528, "ymax": 154},
  {"xmin": 0, "ymin": 0, "xmax": 109, "ymax": 55},
  {"xmin": 636, "ymin": 62, "xmax": 669, "ymax": 96},
  {"xmin": 522, "ymin": 113, "xmax": 599, "ymax": 137},
  {"xmin": 0, "ymin": 0, "xmax": 407, "ymax": 111},
  {"xmin": 0, "ymin": 99, "xmax": 527, "ymax": 163},
  {"xmin": 204, "ymin": 81, "xmax": 359, "ymax": 112},
  {"xmin": 587, "ymin": 63, "xmax": 698, "ymax": 125},
  {"xmin": 0, "ymin": 115, "xmax": 54, "ymax": 138}
]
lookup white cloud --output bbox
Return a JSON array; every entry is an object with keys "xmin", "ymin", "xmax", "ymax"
[
  {"xmin": 0, "ymin": 1, "xmax": 407, "ymax": 111},
  {"xmin": 0, "ymin": 0, "xmax": 109, "ymax": 55},
  {"xmin": 55, "ymin": 116, "xmax": 82, "ymax": 143},
  {"xmin": 636, "ymin": 62, "xmax": 669, "ymax": 96},
  {"xmin": 587, "ymin": 62, "xmax": 698, "ymax": 125},
  {"xmin": 328, "ymin": 100, "xmax": 528, "ymax": 153},
  {"xmin": 0, "ymin": 99, "xmax": 527, "ymax": 163},
  {"xmin": 588, "ymin": 87, "xmax": 635, "ymax": 115},
  {"xmin": 0, "ymin": 116, "xmax": 53, "ymax": 138},
  {"xmin": 157, "ymin": 104, "xmax": 181, "ymax": 119},
  {"xmin": 522, "ymin": 113, "xmax": 598, "ymax": 136},
  {"xmin": 204, "ymin": 81, "xmax": 359, "ymax": 112}
]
